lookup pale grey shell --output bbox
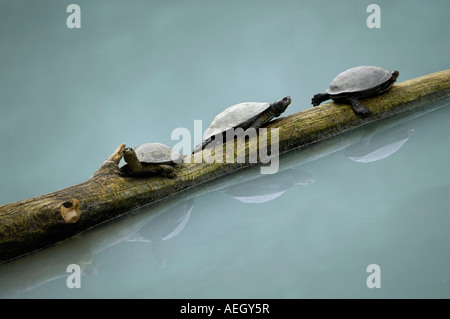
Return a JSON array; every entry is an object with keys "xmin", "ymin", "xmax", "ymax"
[
  {"xmin": 204, "ymin": 102, "xmax": 270, "ymax": 140},
  {"xmin": 134, "ymin": 143, "xmax": 181, "ymax": 164},
  {"xmin": 326, "ymin": 66, "xmax": 393, "ymax": 95}
]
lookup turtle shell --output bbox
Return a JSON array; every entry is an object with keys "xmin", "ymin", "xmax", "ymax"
[
  {"xmin": 134, "ymin": 143, "xmax": 181, "ymax": 164},
  {"xmin": 326, "ymin": 66, "xmax": 393, "ymax": 95},
  {"xmin": 203, "ymin": 102, "xmax": 271, "ymax": 140}
]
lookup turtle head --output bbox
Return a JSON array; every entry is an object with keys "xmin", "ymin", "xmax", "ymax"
[
  {"xmin": 391, "ymin": 70, "xmax": 399, "ymax": 81},
  {"xmin": 123, "ymin": 147, "xmax": 136, "ymax": 163},
  {"xmin": 123, "ymin": 147, "xmax": 143, "ymax": 173},
  {"xmin": 271, "ymin": 96, "xmax": 292, "ymax": 116}
]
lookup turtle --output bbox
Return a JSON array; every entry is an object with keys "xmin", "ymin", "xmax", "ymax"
[
  {"xmin": 311, "ymin": 66, "xmax": 399, "ymax": 116},
  {"xmin": 192, "ymin": 96, "xmax": 292, "ymax": 153},
  {"xmin": 118, "ymin": 143, "xmax": 182, "ymax": 178}
]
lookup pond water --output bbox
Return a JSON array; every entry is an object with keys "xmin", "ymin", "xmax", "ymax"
[{"xmin": 0, "ymin": 0, "xmax": 449, "ymax": 298}]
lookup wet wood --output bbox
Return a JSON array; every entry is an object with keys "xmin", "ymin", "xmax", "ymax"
[{"xmin": 1, "ymin": 69, "xmax": 449, "ymax": 263}]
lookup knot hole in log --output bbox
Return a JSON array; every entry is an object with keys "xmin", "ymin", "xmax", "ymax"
[{"xmin": 60, "ymin": 198, "xmax": 81, "ymax": 223}]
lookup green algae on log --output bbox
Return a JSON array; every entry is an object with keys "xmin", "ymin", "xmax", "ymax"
[{"xmin": 1, "ymin": 69, "xmax": 449, "ymax": 263}]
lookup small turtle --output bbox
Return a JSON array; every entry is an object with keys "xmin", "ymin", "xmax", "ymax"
[
  {"xmin": 311, "ymin": 66, "xmax": 399, "ymax": 116},
  {"xmin": 119, "ymin": 143, "xmax": 182, "ymax": 178},
  {"xmin": 193, "ymin": 96, "xmax": 291, "ymax": 153}
]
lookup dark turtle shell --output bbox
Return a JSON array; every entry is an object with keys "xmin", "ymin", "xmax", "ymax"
[
  {"xmin": 203, "ymin": 101, "xmax": 272, "ymax": 141},
  {"xmin": 134, "ymin": 143, "xmax": 181, "ymax": 164},
  {"xmin": 192, "ymin": 96, "xmax": 291, "ymax": 154},
  {"xmin": 326, "ymin": 66, "xmax": 396, "ymax": 95}
]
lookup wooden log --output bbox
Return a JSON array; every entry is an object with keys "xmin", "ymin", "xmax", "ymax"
[
  {"xmin": 1, "ymin": 99, "xmax": 447, "ymax": 298},
  {"xmin": 1, "ymin": 69, "xmax": 449, "ymax": 263}
]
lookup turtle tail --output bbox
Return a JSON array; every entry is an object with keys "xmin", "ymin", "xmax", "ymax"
[{"xmin": 311, "ymin": 93, "xmax": 330, "ymax": 106}]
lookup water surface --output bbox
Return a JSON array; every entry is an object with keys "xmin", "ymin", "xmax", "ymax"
[{"xmin": 0, "ymin": 0, "xmax": 449, "ymax": 298}]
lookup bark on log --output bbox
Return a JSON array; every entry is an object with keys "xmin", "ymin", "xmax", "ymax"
[{"xmin": 1, "ymin": 69, "xmax": 449, "ymax": 263}]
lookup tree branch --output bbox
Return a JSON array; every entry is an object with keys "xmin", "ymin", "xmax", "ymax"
[{"xmin": 0, "ymin": 69, "xmax": 449, "ymax": 263}]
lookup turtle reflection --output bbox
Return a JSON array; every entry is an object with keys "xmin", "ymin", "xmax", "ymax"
[
  {"xmin": 222, "ymin": 168, "xmax": 314, "ymax": 204},
  {"xmin": 129, "ymin": 199, "xmax": 194, "ymax": 267},
  {"xmin": 345, "ymin": 124, "xmax": 414, "ymax": 163}
]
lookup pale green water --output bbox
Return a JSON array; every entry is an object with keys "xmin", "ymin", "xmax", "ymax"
[{"xmin": 0, "ymin": 0, "xmax": 449, "ymax": 298}]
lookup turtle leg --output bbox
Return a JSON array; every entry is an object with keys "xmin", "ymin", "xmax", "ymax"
[
  {"xmin": 311, "ymin": 93, "xmax": 330, "ymax": 106},
  {"xmin": 117, "ymin": 166, "xmax": 131, "ymax": 177},
  {"xmin": 192, "ymin": 134, "xmax": 226, "ymax": 154},
  {"xmin": 192, "ymin": 138, "xmax": 213, "ymax": 154},
  {"xmin": 345, "ymin": 96, "xmax": 371, "ymax": 116},
  {"xmin": 158, "ymin": 165, "xmax": 176, "ymax": 178},
  {"xmin": 248, "ymin": 113, "xmax": 272, "ymax": 130}
]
